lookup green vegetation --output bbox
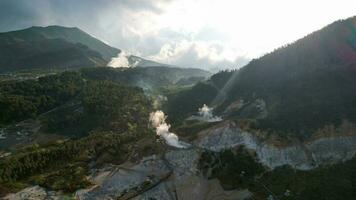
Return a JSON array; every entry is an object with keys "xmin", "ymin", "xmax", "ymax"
[
  {"xmin": 0, "ymin": 69, "xmax": 151, "ymax": 132},
  {"xmin": 199, "ymin": 146, "xmax": 356, "ymax": 200},
  {"xmin": 42, "ymin": 80, "xmax": 150, "ymax": 136},
  {"xmin": 199, "ymin": 147, "xmax": 265, "ymax": 190},
  {"xmin": 255, "ymin": 161, "xmax": 356, "ymax": 200},
  {"xmin": 0, "ymin": 132, "xmax": 139, "ymax": 193},
  {"xmin": 0, "ymin": 25, "xmax": 121, "ymax": 72},
  {"xmin": 167, "ymin": 17, "xmax": 356, "ymax": 139},
  {"xmin": 32, "ymin": 163, "xmax": 91, "ymax": 192},
  {"xmin": 1, "ymin": 17, "xmax": 356, "ymax": 199},
  {"xmin": 12, "ymin": 25, "xmax": 120, "ymax": 60},
  {"xmin": 175, "ymin": 76, "xmax": 206, "ymax": 86},
  {"xmin": 0, "ymin": 71, "xmax": 85, "ymax": 125},
  {"xmin": 164, "ymin": 69, "xmax": 235, "ymax": 125},
  {"xmin": 0, "ymin": 130, "xmax": 162, "ymax": 195},
  {"xmin": 164, "ymin": 82, "xmax": 218, "ymax": 124},
  {"xmin": 80, "ymin": 66, "xmax": 210, "ymax": 93},
  {"xmin": 0, "ymin": 68, "xmax": 159, "ymax": 196},
  {"xmin": 0, "ymin": 38, "xmax": 106, "ymax": 72}
]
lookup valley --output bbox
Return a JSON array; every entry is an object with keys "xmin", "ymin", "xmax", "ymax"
[{"xmin": 0, "ymin": 16, "xmax": 356, "ymax": 200}]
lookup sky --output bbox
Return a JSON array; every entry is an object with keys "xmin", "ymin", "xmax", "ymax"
[{"xmin": 0, "ymin": 0, "xmax": 355, "ymax": 70}]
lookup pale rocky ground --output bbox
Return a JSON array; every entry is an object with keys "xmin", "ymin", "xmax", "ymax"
[
  {"xmin": 5, "ymin": 119, "xmax": 356, "ymax": 199},
  {"xmin": 196, "ymin": 121, "xmax": 356, "ymax": 170},
  {"xmin": 76, "ymin": 148, "xmax": 251, "ymax": 200},
  {"xmin": 3, "ymin": 186, "xmax": 65, "ymax": 200}
]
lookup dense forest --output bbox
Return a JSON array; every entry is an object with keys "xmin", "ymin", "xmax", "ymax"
[
  {"xmin": 199, "ymin": 147, "xmax": 356, "ymax": 200},
  {"xmin": 0, "ymin": 68, "xmax": 160, "ymax": 195},
  {"xmin": 0, "ymin": 131, "xmax": 161, "ymax": 194},
  {"xmin": 0, "ymin": 70, "xmax": 150, "ymax": 130},
  {"xmin": 0, "ymin": 65, "xmax": 210, "ymax": 128},
  {"xmin": 0, "ymin": 71, "xmax": 85, "ymax": 125}
]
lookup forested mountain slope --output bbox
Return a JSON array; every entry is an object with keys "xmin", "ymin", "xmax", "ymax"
[
  {"xmin": 167, "ymin": 16, "xmax": 356, "ymax": 138},
  {"xmin": 0, "ymin": 26, "xmax": 170, "ymax": 72}
]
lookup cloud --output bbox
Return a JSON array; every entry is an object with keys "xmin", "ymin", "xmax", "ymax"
[
  {"xmin": 149, "ymin": 39, "xmax": 250, "ymax": 70},
  {"xmin": 0, "ymin": 0, "xmax": 169, "ymax": 38},
  {"xmin": 1, "ymin": 0, "xmax": 354, "ymax": 70},
  {"xmin": 0, "ymin": 0, "xmax": 250, "ymax": 70}
]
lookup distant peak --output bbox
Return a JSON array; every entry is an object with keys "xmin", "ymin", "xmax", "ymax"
[{"xmin": 27, "ymin": 25, "xmax": 81, "ymax": 31}]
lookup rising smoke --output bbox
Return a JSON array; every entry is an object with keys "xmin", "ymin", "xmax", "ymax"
[
  {"xmin": 149, "ymin": 111, "xmax": 187, "ymax": 148},
  {"xmin": 107, "ymin": 51, "xmax": 139, "ymax": 68},
  {"xmin": 197, "ymin": 104, "xmax": 222, "ymax": 122}
]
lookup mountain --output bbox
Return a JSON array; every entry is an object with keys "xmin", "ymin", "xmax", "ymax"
[
  {"xmin": 0, "ymin": 26, "xmax": 114, "ymax": 72},
  {"xmin": 0, "ymin": 26, "xmax": 120, "ymax": 60},
  {"xmin": 167, "ymin": 16, "xmax": 356, "ymax": 138},
  {"xmin": 128, "ymin": 55, "xmax": 171, "ymax": 68},
  {"xmin": 0, "ymin": 26, "xmax": 169, "ymax": 72},
  {"xmin": 2, "ymin": 17, "xmax": 356, "ymax": 200}
]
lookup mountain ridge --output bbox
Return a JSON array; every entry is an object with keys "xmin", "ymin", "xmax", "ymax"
[
  {"xmin": 0, "ymin": 25, "xmax": 172, "ymax": 72},
  {"xmin": 0, "ymin": 25, "xmax": 121, "ymax": 60}
]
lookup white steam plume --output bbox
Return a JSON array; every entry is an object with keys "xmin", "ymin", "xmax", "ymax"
[
  {"xmin": 149, "ymin": 111, "xmax": 187, "ymax": 148},
  {"xmin": 107, "ymin": 51, "xmax": 139, "ymax": 68},
  {"xmin": 198, "ymin": 104, "xmax": 222, "ymax": 122}
]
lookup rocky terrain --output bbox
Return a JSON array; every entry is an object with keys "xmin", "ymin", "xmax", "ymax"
[
  {"xmin": 196, "ymin": 121, "xmax": 356, "ymax": 170},
  {"xmin": 6, "ymin": 118, "xmax": 356, "ymax": 199},
  {"xmin": 2, "ymin": 16, "xmax": 356, "ymax": 200},
  {"xmin": 4, "ymin": 144, "xmax": 252, "ymax": 200},
  {"xmin": 3, "ymin": 186, "xmax": 66, "ymax": 200},
  {"xmin": 75, "ymin": 148, "xmax": 251, "ymax": 200}
]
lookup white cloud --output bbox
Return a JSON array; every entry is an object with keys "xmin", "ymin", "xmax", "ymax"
[
  {"xmin": 149, "ymin": 39, "xmax": 249, "ymax": 70},
  {"xmin": 98, "ymin": 0, "xmax": 356, "ymax": 70},
  {"xmin": 1, "ymin": 0, "xmax": 356, "ymax": 70}
]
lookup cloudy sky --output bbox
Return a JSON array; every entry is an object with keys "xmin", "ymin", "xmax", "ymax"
[{"xmin": 0, "ymin": 0, "xmax": 355, "ymax": 70}]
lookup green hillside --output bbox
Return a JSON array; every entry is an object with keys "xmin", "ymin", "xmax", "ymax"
[
  {"xmin": 0, "ymin": 26, "xmax": 120, "ymax": 60},
  {"xmin": 166, "ymin": 16, "xmax": 356, "ymax": 138}
]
